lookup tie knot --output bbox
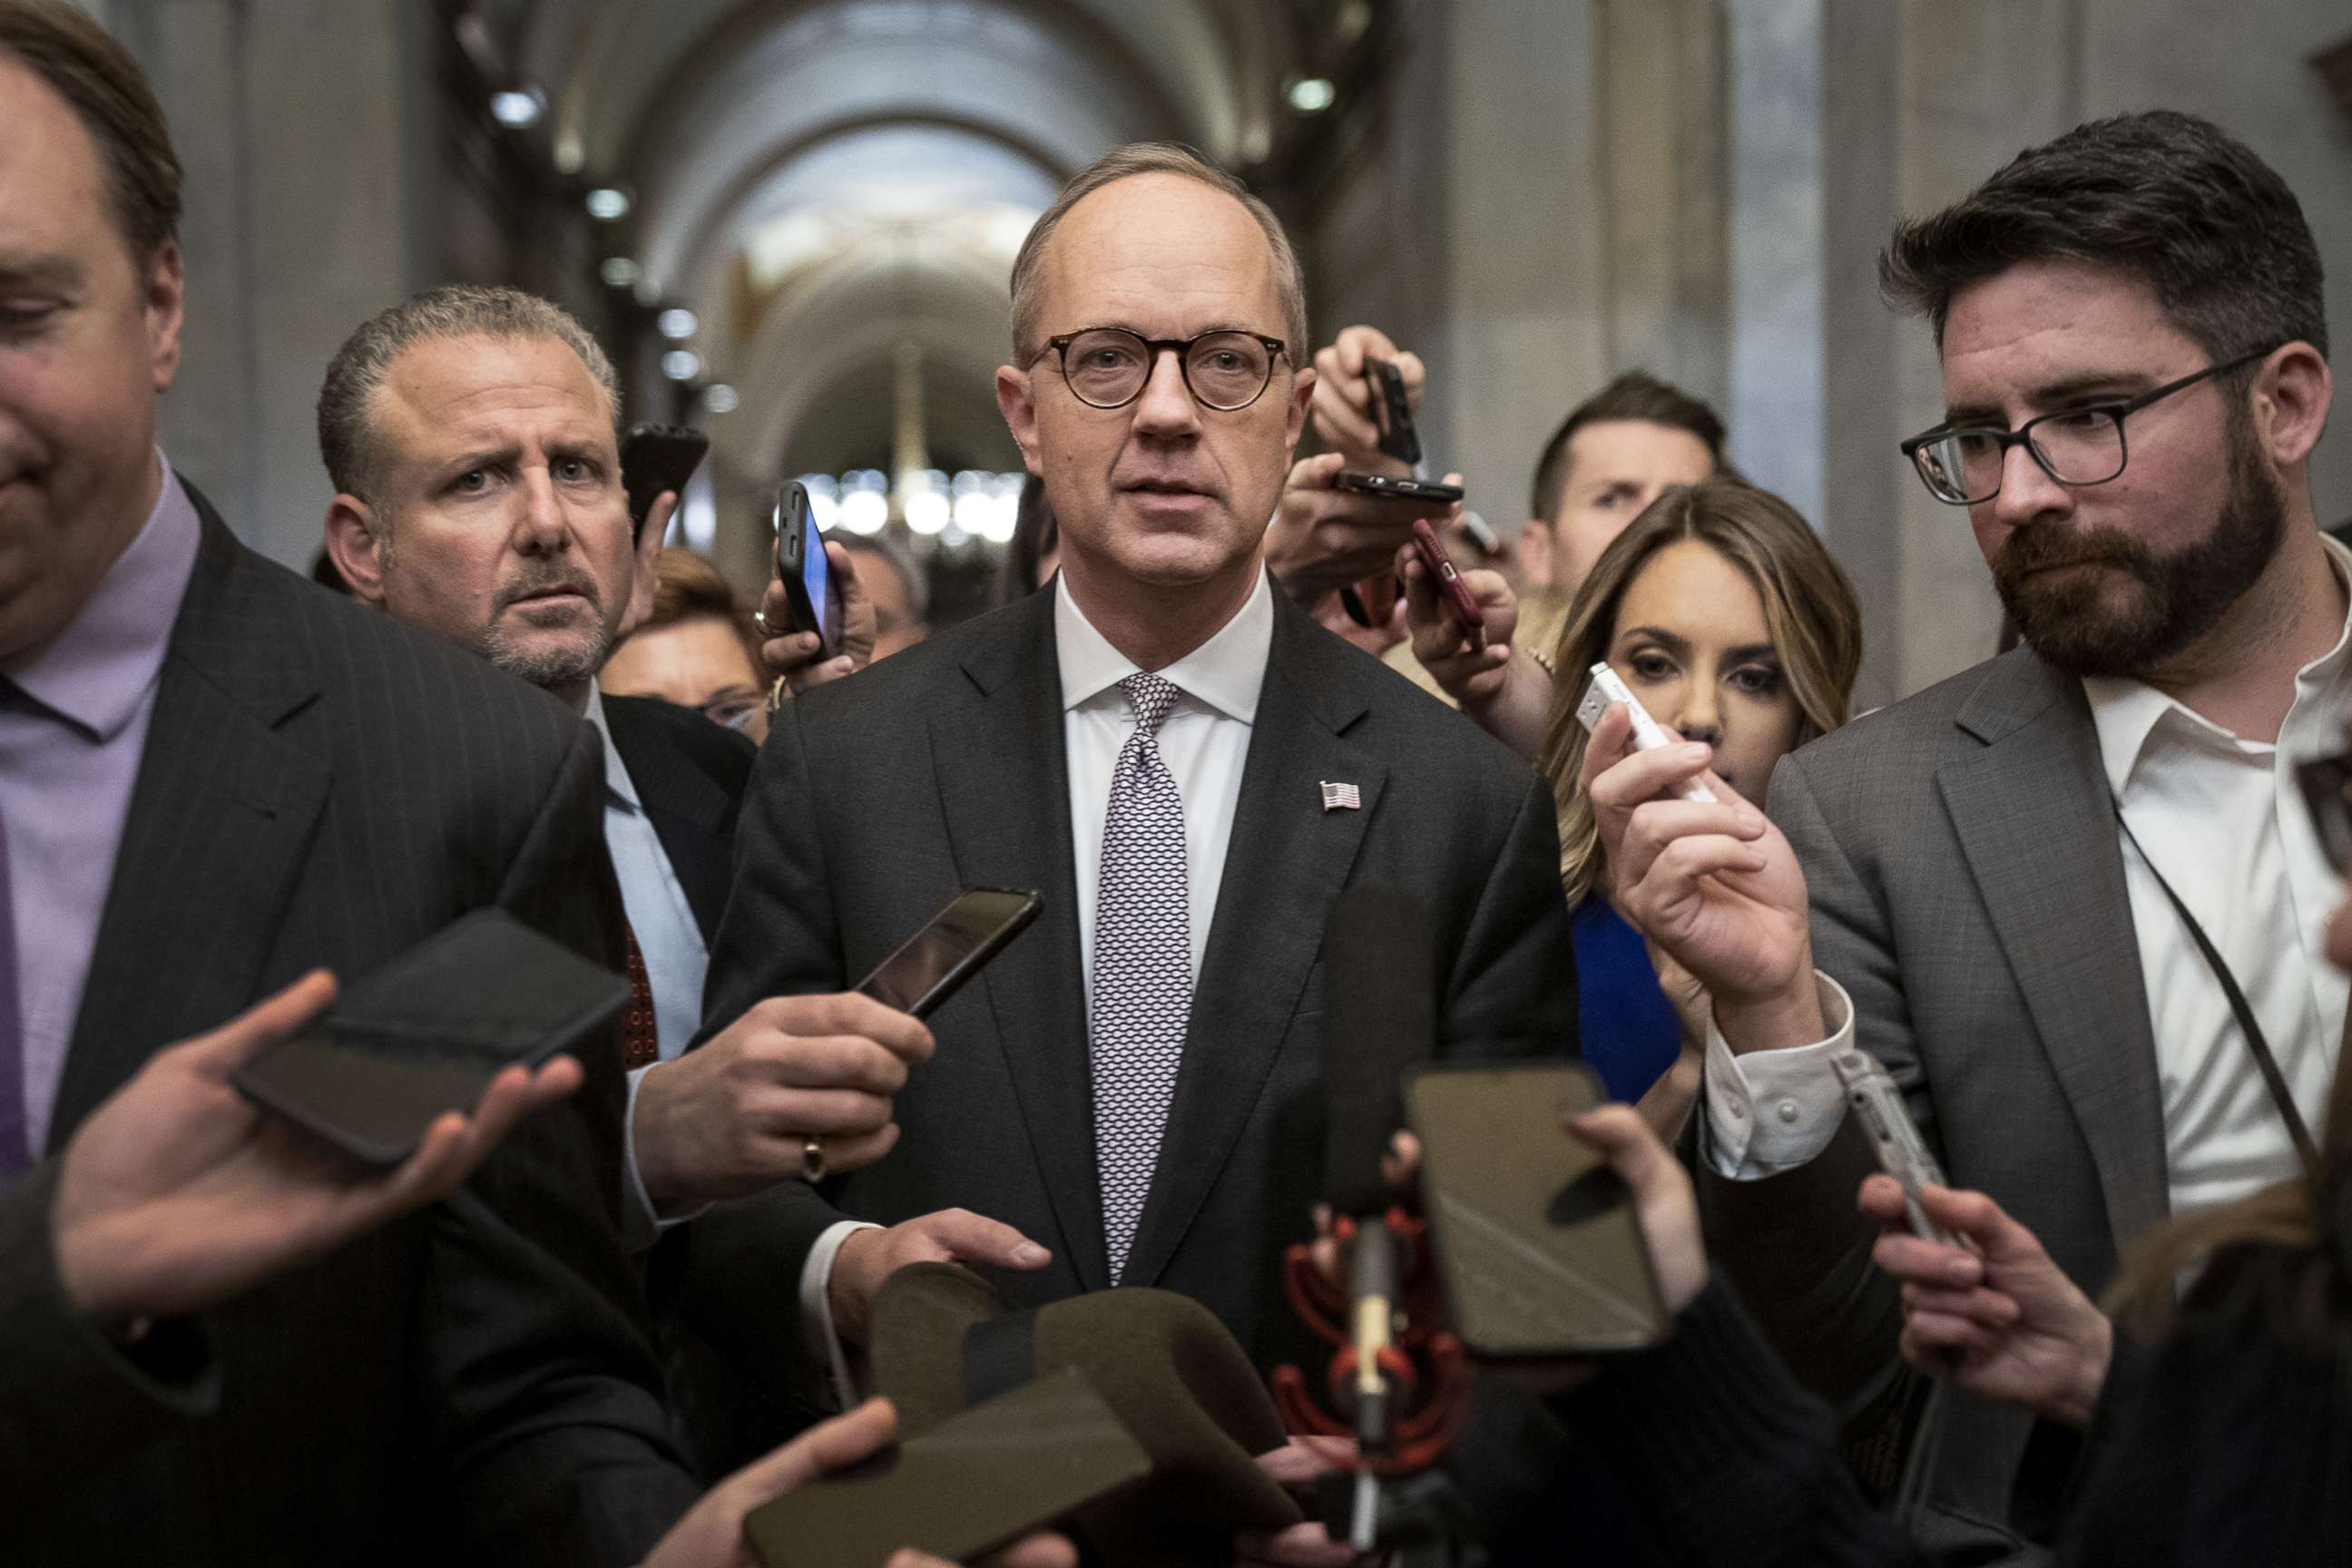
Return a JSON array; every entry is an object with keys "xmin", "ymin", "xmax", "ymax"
[{"xmin": 1119, "ymin": 672, "xmax": 1182, "ymax": 737}]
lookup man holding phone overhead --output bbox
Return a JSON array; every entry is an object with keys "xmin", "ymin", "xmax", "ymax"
[{"xmin": 678, "ymin": 141, "xmax": 1576, "ymax": 1559}]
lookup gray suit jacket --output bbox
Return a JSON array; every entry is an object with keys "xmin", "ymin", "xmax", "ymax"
[
  {"xmin": 675, "ymin": 579, "xmax": 1579, "ymax": 1389},
  {"xmin": 1698, "ymin": 643, "xmax": 2164, "ymax": 1557},
  {"xmin": 0, "ymin": 496, "xmax": 700, "ymax": 1563}
]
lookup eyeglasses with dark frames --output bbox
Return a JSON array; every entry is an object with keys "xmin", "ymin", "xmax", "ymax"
[
  {"xmin": 1036, "ymin": 328, "xmax": 1290, "ymax": 412},
  {"xmin": 1898, "ymin": 345, "xmax": 2278, "ymax": 506}
]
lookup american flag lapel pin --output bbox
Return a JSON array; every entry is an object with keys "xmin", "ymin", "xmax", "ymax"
[{"xmin": 1319, "ymin": 780, "xmax": 1362, "ymax": 812}]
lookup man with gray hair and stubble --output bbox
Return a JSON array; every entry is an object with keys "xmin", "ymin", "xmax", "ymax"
[{"xmin": 318, "ymin": 287, "xmax": 934, "ymax": 1278}]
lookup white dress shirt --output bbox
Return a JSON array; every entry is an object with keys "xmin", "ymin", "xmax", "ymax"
[
  {"xmin": 583, "ymin": 682, "xmax": 715, "ymax": 1245},
  {"xmin": 1706, "ymin": 541, "xmax": 2352, "ymax": 1220},
  {"xmin": 795, "ymin": 569, "xmax": 1276, "ymax": 1399}
]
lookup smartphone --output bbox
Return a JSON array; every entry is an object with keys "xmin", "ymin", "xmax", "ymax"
[
  {"xmin": 772, "ymin": 481, "xmax": 843, "ymax": 659},
  {"xmin": 857, "ymin": 888, "xmax": 1044, "ymax": 1021},
  {"xmin": 742, "ymin": 1368, "xmax": 1151, "ymax": 1568},
  {"xmin": 1365, "ymin": 357, "xmax": 1423, "ymax": 467},
  {"xmin": 1405, "ymin": 1062, "xmax": 1670, "ymax": 1357},
  {"xmin": 1573, "ymin": 663, "xmax": 1716, "ymax": 806},
  {"xmin": 1831, "ymin": 1047, "xmax": 1955, "ymax": 1244},
  {"xmin": 620, "ymin": 423, "xmax": 710, "ymax": 530},
  {"xmin": 1335, "ymin": 471, "xmax": 1465, "ymax": 506},
  {"xmin": 230, "ymin": 910, "xmax": 628, "ymax": 1166},
  {"xmin": 1409, "ymin": 518, "xmax": 1485, "ymax": 652}
]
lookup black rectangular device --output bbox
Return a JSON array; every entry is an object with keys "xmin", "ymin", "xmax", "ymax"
[
  {"xmin": 1365, "ymin": 356, "xmax": 1423, "ymax": 467},
  {"xmin": 1404, "ymin": 1062, "xmax": 1671, "ymax": 1357},
  {"xmin": 772, "ymin": 480, "xmax": 843, "ymax": 659},
  {"xmin": 620, "ymin": 422, "xmax": 710, "ymax": 529},
  {"xmin": 856, "ymin": 888, "xmax": 1043, "ymax": 1021},
  {"xmin": 741, "ymin": 1369, "xmax": 1151, "ymax": 1568},
  {"xmin": 230, "ymin": 909, "xmax": 628, "ymax": 1166}
]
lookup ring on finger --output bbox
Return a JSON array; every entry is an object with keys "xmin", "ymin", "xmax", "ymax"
[
  {"xmin": 801, "ymin": 1135, "xmax": 827, "ymax": 1182},
  {"xmin": 753, "ymin": 608, "xmax": 772, "ymax": 636}
]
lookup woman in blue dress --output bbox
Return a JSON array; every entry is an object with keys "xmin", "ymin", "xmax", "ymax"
[{"xmin": 1407, "ymin": 477, "xmax": 1863, "ymax": 1132}]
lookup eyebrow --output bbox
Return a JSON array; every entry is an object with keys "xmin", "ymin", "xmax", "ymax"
[
  {"xmin": 1617, "ymin": 625, "xmax": 1779, "ymax": 664},
  {"xmin": 0, "ymin": 253, "xmax": 83, "ymax": 289},
  {"xmin": 1943, "ymin": 368, "xmax": 2156, "ymax": 427}
]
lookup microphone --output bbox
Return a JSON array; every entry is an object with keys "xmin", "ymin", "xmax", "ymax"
[{"xmin": 1320, "ymin": 887, "xmax": 1436, "ymax": 1550}]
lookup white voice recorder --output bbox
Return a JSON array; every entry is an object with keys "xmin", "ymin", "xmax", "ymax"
[
  {"xmin": 1573, "ymin": 663, "xmax": 1717, "ymax": 805},
  {"xmin": 1830, "ymin": 1046, "xmax": 1955, "ymax": 1245}
]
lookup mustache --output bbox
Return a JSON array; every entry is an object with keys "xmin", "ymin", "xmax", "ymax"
[
  {"xmin": 494, "ymin": 569, "xmax": 602, "ymax": 612},
  {"xmin": 1994, "ymin": 525, "xmax": 2157, "ymax": 582}
]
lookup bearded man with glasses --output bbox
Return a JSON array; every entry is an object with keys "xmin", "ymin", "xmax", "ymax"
[
  {"xmin": 670, "ymin": 142, "xmax": 1576, "ymax": 1564},
  {"xmin": 1567, "ymin": 109, "xmax": 2342, "ymax": 1561}
]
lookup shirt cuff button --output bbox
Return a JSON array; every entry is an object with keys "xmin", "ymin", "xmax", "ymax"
[{"xmin": 1777, "ymin": 1100, "xmax": 1799, "ymax": 1123}]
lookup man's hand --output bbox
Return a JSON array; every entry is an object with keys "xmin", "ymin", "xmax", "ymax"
[
  {"xmin": 1233, "ymin": 1436, "xmax": 1367, "ymax": 1567},
  {"xmin": 1580, "ymin": 704, "xmax": 1823, "ymax": 1052},
  {"xmin": 761, "ymin": 541, "xmax": 877, "ymax": 692},
  {"xmin": 1310, "ymin": 325, "xmax": 1425, "ymax": 470},
  {"xmin": 634, "ymin": 995, "xmax": 934, "ymax": 1212},
  {"xmin": 52, "ymin": 971, "xmax": 583, "ymax": 1325},
  {"xmin": 1268, "ymin": 454, "xmax": 1464, "ymax": 605},
  {"xmin": 644, "ymin": 1396, "xmax": 1077, "ymax": 1568},
  {"xmin": 828, "ymin": 1208, "xmax": 1053, "ymax": 1345},
  {"xmin": 1865, "ymin": 1178, "xmax": 2113, "ymax": 1429}
]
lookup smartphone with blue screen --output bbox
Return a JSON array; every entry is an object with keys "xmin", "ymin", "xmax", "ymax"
[{"xmin": 773, "ymin": 481, "xmax": 842, "ymax": 659}]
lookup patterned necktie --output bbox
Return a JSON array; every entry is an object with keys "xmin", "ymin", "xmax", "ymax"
[
  {"xmin": 1089, "ymin": 672, "xmax": 1192, "ymax": 1283},
  {"xmin": 0, "ymin": 795, "xmax": 23, "ymax": 1178},
  {"xmin": 621, "ymin": 924, "xmax": 661, "ymax": 1071}
]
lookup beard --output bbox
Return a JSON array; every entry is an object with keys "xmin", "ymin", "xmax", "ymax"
[{"xmin": 1994, "ymin": 417, "xmax": 2286, "ymax": 679}]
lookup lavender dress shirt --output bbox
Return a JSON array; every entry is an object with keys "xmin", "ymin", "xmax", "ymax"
[{"xmin": 0, "ymin": 454, "xmax": 202, "ymax": 1158}]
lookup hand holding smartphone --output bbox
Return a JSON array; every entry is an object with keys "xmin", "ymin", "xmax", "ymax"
[
  {"xmin": 857, "ymin": 889, "xmax": 1043, "ymax": 1021},
  {"xmin": 1406, "ymin": 518, "xmax": 1485, "ymax": 652},
  {"xmin": 773, "ymin": 481, "xmax": 844, "ymax": 660},
  {"xmin": 621, "ymin": 423, "xmax": 710, "ymax": 530}
]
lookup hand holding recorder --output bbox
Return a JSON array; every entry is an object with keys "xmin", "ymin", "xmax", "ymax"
[
  {"xmin": 1862, "ymin": 1177, "xmax": 2114, "ymax": 1430},
  {"xmin": 1577, "ymin": 699, "xmax": 1823, "ymax": 1050},
  {"xmin": 52, "ymin": 971, "xmax": 581, "ymax": 1326}
]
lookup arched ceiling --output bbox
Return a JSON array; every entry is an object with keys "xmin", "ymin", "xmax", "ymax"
[{"xmin": 488, "ymin": 0, "xmax": 1298, "ymax": 508}]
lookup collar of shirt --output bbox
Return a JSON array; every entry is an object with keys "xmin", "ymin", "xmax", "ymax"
[
  {"xmin": 582, "ymin": 680, "xmax": 644, "ymax": 812},
  {"xmin": 2084, "ymin": 534, "xmax": 2352, "ymax": 798},
  {"xmin": 1053, "ymin": 567, "xmax": 1273, "ymax": 723},
  {"xmin": 3, "ymin": 451, "xmax": 201, "ymax": 740}
]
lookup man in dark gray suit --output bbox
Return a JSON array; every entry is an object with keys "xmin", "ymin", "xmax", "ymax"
[
  {"xmin": 0, "ymin": 7, "xmax": 713, "ymax": 1557},
  {"xmin": 677, "ymin": 146, "xmax": 1577, "ymax": 1548},
  {"xmin": 1586, "ymin": 112, "xmax": 2341, "ymax": 1557}
]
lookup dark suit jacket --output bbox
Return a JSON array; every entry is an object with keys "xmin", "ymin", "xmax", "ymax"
[
  {"xmin": 677, "ymin": 579, "xmax": 1578, "ymax": 1386},
  {"xmin": 1699, "ymin": 644, "xmax": 2170, "ymax": 1560},
  {"xmin": 0, "ymin": 494, "xmax": 699, "ymax": 1563},
  {"xmin": 600, "ymin": 692, "xmax": 756, "ymax": 946}
]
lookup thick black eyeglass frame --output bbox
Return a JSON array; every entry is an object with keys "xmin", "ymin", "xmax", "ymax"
[
  {"xmin": 1036, "ymin": 328, "xmax": 1291, "ymax": 411},
  {"xmin": 1897, "ymin": 345, "xmax": 2278, "ymax": 506}
]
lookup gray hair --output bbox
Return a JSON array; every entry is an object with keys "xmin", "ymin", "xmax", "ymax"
[
  {"xmin": 1008, "ymin": 142, "xmax": 1308, "ymax": 366},
  {"xmin": 836, "ymin": 530, "xmax": 930, "ymax": 624},
  {"xmin": 317, "ymin": 284, "xmax": 622, "ymax": 502}
]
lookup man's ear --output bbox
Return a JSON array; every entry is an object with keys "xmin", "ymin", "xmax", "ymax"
[
  {"xmin": 996, "ymin": 365, "xmax": 1044, "ymax": 476},
  {"xmin": 325, "ymin": 495, "xmax": 390, "ymax": 606},
  {"xmin": 1283, "ymin": 363, "xmax": 1316, "ymax": 453},
  {"xmin": 2257, "ymin": 342, "xmax": 2333, "ymax": 473},
  {"xmin": 1515, "ymin": 516, "xmax": 1554, "ymax": 590},
  {"xmin": 144, "ymin": 240, "xmax": 186, "ymax": 394}
]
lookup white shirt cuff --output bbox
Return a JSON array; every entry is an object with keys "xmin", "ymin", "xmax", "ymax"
[
  {"xmin": 799, "ymin": 1218, "xmax": 883, "ymax": 1409},
  {"xmin": 620, "ymin": 1063, "xmax": 710, "ymax": 1252},
  {"xmin": 1700, "ymin": 972, "xmax": 1856, "ymax": 1179}
]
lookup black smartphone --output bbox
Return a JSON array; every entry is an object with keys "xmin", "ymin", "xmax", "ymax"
[
  {"xmin": 857, "ymin": 888, "xmax": 1043, "ymax": 1020},
  {"xmin": 1336, "ymin": 471, "xmax": 1465, "ymax": 505},
  {"xmin": 742, "ymin": 1369, "xmax": 1151, "ymax": 1568},
  {"xmin": 620, "ymin": 423, "xmax": 710, "ymax": 530},
  {"xmin": 1404, "ymin": 1062, "xmax": 1670, "ymax": 1357},
  {"xmin": 230, "ymin": 910, "xmax": 628, "ymax": 1167},
  {"xmin": 772, "ymin": 481, "xmax": 843, "ymax": 658},
  {"xmin": 1365, "ymin": 356, "xmax": 1422, "ymax": 467}
]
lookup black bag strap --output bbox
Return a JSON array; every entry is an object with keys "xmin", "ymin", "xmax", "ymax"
[{"xmin": 2112, "ymin": 800, "xmax": 2324, "ymax": 1181}]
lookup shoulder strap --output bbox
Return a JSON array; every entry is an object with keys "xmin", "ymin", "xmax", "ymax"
[{"xmin": 2112, "ymin": 801, "xmax": 2324, "ymax": 1181}]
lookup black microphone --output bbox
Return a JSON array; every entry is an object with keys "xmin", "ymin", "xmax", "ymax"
[{"xmin": 1319, "ymin": 887, "xmax": 1436, "ymax": 1550}]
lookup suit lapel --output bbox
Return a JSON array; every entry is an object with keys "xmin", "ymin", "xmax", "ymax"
[
  {"xmin": 1121, "ymin": 593, "xmax": 1385, "ymax": 1289},
  {"xmin": 1936, "ymin": 652, "xmax": 2169, "ymax": 1246},
  {"xmin": 926, "ymin": 594, "xmax": 1109, "ymax": 1288},
  {"xmin": 53, "ymin": 507, "xmax": 330, "ymax": 1144}
]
